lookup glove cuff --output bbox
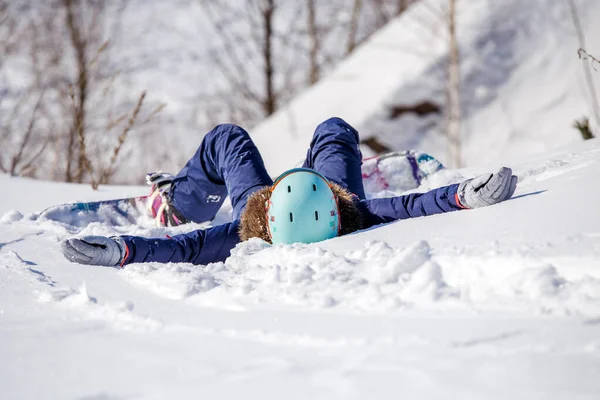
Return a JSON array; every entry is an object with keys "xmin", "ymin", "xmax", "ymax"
[
  {"xmin": 456, "ymin": 180, "xmax": 471, "ymax": 209},
  {"xmin": 111, "ymin": 237, "xmax": 129, "ymax": 267}
]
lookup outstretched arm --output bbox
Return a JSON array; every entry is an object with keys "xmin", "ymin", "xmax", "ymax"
[
  {"xmin": 360, "ymin": 184, "xmax": 461, "ymax": 227},
  {"xmin": 120, "ymin": 220, "xmax": 241, "ymax": 265},
  {"xmin": 61, "ymin": 221, "xmax": 242, "ymax": 267},
  {"xmin": 360, "ymin": 167, "xmax": 517, "ymax": 228}
]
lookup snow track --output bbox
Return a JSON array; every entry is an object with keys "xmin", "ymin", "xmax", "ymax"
[{"xmin": 1, "ymin": 140, "xmax": 600, "ymax": 399}]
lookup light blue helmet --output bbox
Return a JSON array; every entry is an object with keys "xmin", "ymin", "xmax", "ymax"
[{"xmin": 266, "ymin": 168, "xmax": 340, "ymax": 244}]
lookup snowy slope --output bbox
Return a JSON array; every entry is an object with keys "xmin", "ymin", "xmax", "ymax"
[
  {"xmin": 1, "ymin": 138, "xmax": 600, "ymax": 399},
  {"xmin": 250, "ymin": 0, "xmax": 600, "ymax": 174}
]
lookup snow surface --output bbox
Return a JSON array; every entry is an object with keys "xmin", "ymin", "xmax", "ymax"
[
  {"xmin": 1, "ymin": 138, "xmax": 600, "ymax": 399},
  {"xmin": 250, "ymin": 0, "xmax": 600, "ymax": 173}
]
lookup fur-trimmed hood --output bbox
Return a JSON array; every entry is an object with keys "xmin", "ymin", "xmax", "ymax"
[{"xmin": 239, "ymin": 182, "xmax": 365, "ymax": 243}]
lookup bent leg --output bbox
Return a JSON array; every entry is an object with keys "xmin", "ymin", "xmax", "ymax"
[
  {"xmin": 170, "ymin": 124, "xmax": 273, "ymax": 222},
  {"xmin": 302, "ymin": 117, "xmax": 366, "ymax": 200}
]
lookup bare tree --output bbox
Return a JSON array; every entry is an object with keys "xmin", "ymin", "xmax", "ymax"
[
  {"xmin": 3, "ymin": 0, "xmax": 421, "ymax": 185},
  {"xmin": 0, "ymin": 1, "xmax": 50, "ymax": 177},
  {"xmin": 197, "ymin": 0, "xmax": 415, "ymax": 130},
  {"xmin": 199, "ymin": 0, "xmax": 275, "ymax": 121},
  {"xmin": 63, "ymin": 0, "xmax": 91, "ymax": 183},
  {"xmin": 0, "ymin": 0, "xmax": 167, "ymax": 187},
  {"xmin": 0, "ymin": 92, "xmax": 49, "ymax": 176}
]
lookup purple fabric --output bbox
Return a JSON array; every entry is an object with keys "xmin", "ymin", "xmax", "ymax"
[{"xmin": 406, "ymin": 152, "xmax": 422, "ymax": 186}]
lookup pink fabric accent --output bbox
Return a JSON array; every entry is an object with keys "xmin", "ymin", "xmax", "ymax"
[
  {"xmin": 119, "ymin": 243, "xmax": 130, "ymax": 268},
  {"xmin": 150, "ymin": 194, "xmax": 163, "ymax": 218},
  {"xmin": 455, "ymin": 193, "xmax": 469, "ymax": 209},
  {"xmin": 361, "ymin": 164, "xmax": 389, "ymax": 190}
]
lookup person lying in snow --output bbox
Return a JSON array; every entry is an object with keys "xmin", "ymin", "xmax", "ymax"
[{"xmin": 61, "ymin": 117, "xmax": 518, "ymax": 267}]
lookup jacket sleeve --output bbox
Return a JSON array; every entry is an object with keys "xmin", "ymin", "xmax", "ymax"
[
  {"xmin": 360, "ymin": 183, "xmax": 464, "ymax": 228},
  {"xmin": 118, "ymin": 220, "xmax": 241, "ymax": 266}
]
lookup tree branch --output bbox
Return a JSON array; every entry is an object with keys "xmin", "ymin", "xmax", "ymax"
[
  {"xmin": 19, "ymin": 136, "xmax": 51, "ymax": 177},
  {"xmin": 578, "ymin": 48, "xmax": 600, "ymax": 71},
  {"xmin": 99, "ymin": 91, "xmax": 146, "ymax": 185},
  {"xmin": 10, "ymin": 91, "xmax": 44, "ymax": 175}
]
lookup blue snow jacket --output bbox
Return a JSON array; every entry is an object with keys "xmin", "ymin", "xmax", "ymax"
[
  {"xmin": 119, "ymin": 185, "xmax": 462, "ymax": 266},
  {"xmin": 118, "ymin": 117, "xmax": 463, "ymax": 266}
]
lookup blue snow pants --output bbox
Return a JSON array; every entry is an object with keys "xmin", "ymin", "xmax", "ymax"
[{"xmin": 170, "ymin": 117, "xmax": 366, "ymax": 223}]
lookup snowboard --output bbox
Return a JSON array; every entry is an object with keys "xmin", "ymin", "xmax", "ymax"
[
  {"xmin": 38, "ymin": 195, "xmax": 150, "ymax": 227},
  {"xmin": 38, "ymin": 150, "xmax": 443, "ymax": 226},
  {"xmin": 361, "ymin": 150, "xmax": 444, "ymax": 195}
]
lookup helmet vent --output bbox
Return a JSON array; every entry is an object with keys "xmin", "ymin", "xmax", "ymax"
[
  {"xmin": 289, "ymin": 213, "xmax": 294, "ymax": 222},
  {"xmin": 312, "ymin": 184, "xmax": 317, "ymax": 191},
  {"xmin": 288, "ymin": 185, "xmax": 291, "ymax": 193},
  {"xmin": 315, "ymin": 211, "xmax": 319, "ymax": 220}
]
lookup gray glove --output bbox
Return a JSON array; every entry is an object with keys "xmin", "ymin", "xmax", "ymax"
[
  {"xmin": 61, "ymin": 236, "xmax": 126, "ymax": 266},
  {"xmin": 457, "ymin": 167, "xmax": 518, "ymax": 209}
]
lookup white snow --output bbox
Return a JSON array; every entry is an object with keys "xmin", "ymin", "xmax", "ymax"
[
  {"xmin": 1, "ymin": 138, "xmax": 600, "ymax": 399},
  {"xmin": 2, "ymin": 0, "xmax": 600, "ymax": 397}
]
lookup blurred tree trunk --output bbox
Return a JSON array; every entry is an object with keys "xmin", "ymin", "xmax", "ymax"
[
  {"xmin": 447, "ymin": 0, "xmax": 462, "ymax": 168},
  {"xmin": 396, "ymin": 0, "xmax": 409, "ymax": 15},
  {"xmin": 347, "ymin": 0, "xmax": 362, "ymax": 54},
  {"xmin": 262, "ymin": 0, "xmax": 276, "ymax": 116},
  {"xmin": 371, "ymin": 0, "xmax": 389, "ymax": 29},
  {"xmin": 307, "ymin": 0, "xmax": 319, "ymax": 84}
]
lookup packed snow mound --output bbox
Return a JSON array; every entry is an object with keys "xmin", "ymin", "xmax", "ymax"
[
  {"xmin": 121, "ymin": 238, "xmax": 600, "ymax": 316},
  {"xmin": 122, "ymin": 240, "xmax": 455, "ymax": 311},
  {"xmin": 250, "ymin": 0, "xmax": 600, "ymax": 173}
]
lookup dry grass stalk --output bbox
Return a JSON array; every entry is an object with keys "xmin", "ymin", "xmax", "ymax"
[
  {"xmin": 142, "ymin": 103, "xmax": 166, "ymax": 124},
  {"xmin": 88, "ymin": 40, "xmax": 110, "ymax": 70},
  {"xmin": 106, "ymin": 114, "xmax": 128, "ymax": 131},
  {"xmin": 102, "ymin": 72, "xmax": 120, "ymax": 98}
]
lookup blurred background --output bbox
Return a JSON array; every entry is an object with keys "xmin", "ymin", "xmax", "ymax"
[{"xmin": 1, "ymin": 0, "xmax": 599, "ymax": 185}]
